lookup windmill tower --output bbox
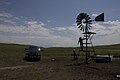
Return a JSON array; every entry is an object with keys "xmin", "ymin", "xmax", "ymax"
[{"xmin": 76, "ymin": 13, "xmax": 104, "ymax": 63}]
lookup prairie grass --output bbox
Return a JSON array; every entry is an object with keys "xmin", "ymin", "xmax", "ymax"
[
  {"xmin": 0, "ymin": 43, "xmax": 120, "ymax": 60},
  {"xmin": 0, "ymin": 43, "xmax": 28, "ymax": 61}
]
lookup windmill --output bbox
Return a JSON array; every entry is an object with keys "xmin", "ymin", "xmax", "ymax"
[
  {"xmin": 76, "ymin": 13, "xmax": 104, "ymax": 63},
  {"xmin": 76, "ymin": 13, "xmax": 92, "ymax": 32}
]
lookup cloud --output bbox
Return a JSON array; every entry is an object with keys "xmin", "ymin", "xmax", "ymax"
[
  {"xmin": 0, "ymin": 12, "xmax": 78, "ymax": 47},
  {"xmin": 92, "ymin": 20, "xmax": 120, "ymax": 36},
  {"xmin": 91, "ymin": 20, "xmax": 120, "ymax": 45},
  {"xmin": 3, "ymin": 19, "xmax": 16, "ymax": 24},
  {"xmin": 0, "ymin": 12, "xmax": 120, "ymax": 47},
  {"xmin": 52, "ymin": 27, "xmax": 66, "ymax": 31},
  {"xmin": 92, "ymin": 13, "xmax": 98, "ymax": 17},
  {"xmin": 0, "ymin": 12, "xmax": 12, "ymax": 18},
  {"xmin": 27, "ymin": 21, "xmax": 38, "ymax": 25}
]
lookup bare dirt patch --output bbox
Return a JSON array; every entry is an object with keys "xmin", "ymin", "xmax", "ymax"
[{"xmin": 0, "ymin": 57, "xmax": 120, "ymax": 80}]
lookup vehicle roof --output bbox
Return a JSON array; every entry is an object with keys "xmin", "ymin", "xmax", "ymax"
[{"xmin": 29, "ymin": 46, "xmax": 40, "ymax": 48}]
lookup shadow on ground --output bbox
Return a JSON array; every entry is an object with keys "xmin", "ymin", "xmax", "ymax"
[{"xmin": 23, "ymin": 57, "xmax": 40, "ymax": 62}]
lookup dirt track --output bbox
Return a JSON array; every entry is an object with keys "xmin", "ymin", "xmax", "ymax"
[
  {"xmin": 0, "ymin": 65, "xmax": 32, "ymax": 70},
  {"xmin": 0, "ymin": 57, "xmax": 120, "ymax": 80}
]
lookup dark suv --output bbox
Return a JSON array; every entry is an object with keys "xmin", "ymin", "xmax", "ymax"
[{"xmin": 25, "ymin": 46, "xmax": 41, "ymax": 60}]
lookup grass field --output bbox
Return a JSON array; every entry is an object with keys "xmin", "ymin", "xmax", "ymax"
[
  {"xmin": 0, "ymin": 43, "xmax": 120, "ymax": 60},
  {"xmin": 0, "ymin": 43, "xmax": 27, "ymax": 61},
  {"xmin": 43, "ymin": 44, "xmax": 120, "ymax": 57},
  {"xmin": 0, "ymin": 43, "xmax": 120, "ymax": 80}
]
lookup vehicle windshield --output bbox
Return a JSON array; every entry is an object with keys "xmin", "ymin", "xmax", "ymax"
[{"xmin": 29, "ymin": 46, "xmax": 39, "ymax": 51}]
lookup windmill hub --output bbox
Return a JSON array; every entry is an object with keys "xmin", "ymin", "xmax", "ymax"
[{"xmin": 82, "ymin": 19, "xmax": 86, "ymax": 26}]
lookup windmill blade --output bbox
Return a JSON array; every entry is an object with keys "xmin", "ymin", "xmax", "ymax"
[
  {"xmin": 95, "ymin": 13, "xmax": 104, "ymax": 21},
  {"xmin": 76, "ymin": 19, "xmax": 81, "ymax": 22},
  {"xmin": 76, "ymin": 20, "xmax": 81, "ymax": 23},
  {"xmin": 89, "ymin": 25, "xmax": 92, "ymax": 28},
  {"xmin": 79, "ymin": 25, "xmax": 83, "ymax": 31},
  {"xmin": 78, "ymin": 24, "xmax": 82, "ymax": 28},
  {"xmin": 85, "ymin": 14, "xmax": 89, "ymax": 19},
  {"xmin": 77, "ymin": 22, "xmax": 82, "ymax": 26},
  {"xmin": 78, "ymin": 26, "xmax": 80, "ymax": 28},
  {"xmin": 88, "ymin": 22, "xmax": 92, "ymax": 24},
  {"xmin": 77, "ymin": 17, "xmax": 81, "ymax": 20},
  {"xmin": 87, "ymin": 20, "xmax": 92, "ymax": 23},
  {"xmin": 88, "ymin": 26, "xmax": 91, "ymax": 30},
  {"xmin": 87, "ymin": 17, "xmax": 91, "ymax": 20},
  {"xmin": 80, "ymin": 26, "xmax": 83, "ymax": 30},
  {"xmin": 76, "ymin": 19, "xmax": 82, "ymax": 24},
  {"xmin": 77, "ymin": 14, "xmax": 83, "ymax": 19}
]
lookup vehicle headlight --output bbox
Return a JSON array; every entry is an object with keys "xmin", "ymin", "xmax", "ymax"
[{"xmin": 38, "ymin": 48, "xmax": 41, "ymax": 51}]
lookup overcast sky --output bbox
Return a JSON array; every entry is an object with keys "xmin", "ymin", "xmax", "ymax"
[{"xmin": 0, "ymin": 0, "xmax": 120, "ymax": 47}]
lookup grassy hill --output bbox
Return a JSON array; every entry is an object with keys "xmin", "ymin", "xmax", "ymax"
[
  {"xmin": 0, "ymin": 43, "xmax": 28, "ymax": 62},
  {"xmin": 0, "ymin": 43, "xmax": 119, "ymax": 58},
  {"xmin": 94, "ymin": 44, "xmax": 120, "ymax": 57}
]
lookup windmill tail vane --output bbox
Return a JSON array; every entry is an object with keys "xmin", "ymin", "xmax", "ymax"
[{"xmin": 95, "ymin": 13, "xmax": 104, "ymax": 21}]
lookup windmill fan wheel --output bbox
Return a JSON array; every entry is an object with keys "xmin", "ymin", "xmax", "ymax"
[{"xmin": 76, "ymin": 13, "xmax": 92, "ymax": 32}]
